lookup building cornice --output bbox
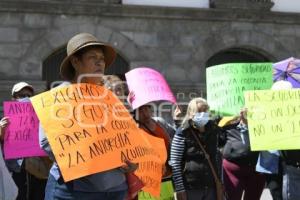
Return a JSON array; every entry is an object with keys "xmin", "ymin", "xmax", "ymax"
[{"xmin": 1, "ymin": 1, "xmax": 300, "ymax": 25}]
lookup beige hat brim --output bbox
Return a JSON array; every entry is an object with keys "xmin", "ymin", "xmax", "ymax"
[{"xmin": 60, "ymin": 42, "xmax": 116, "ymax": 80}]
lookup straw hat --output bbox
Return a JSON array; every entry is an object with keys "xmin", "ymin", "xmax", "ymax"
[{"xmin": 60, "ymin": 33, "xmax": 116, "ymax": 80}]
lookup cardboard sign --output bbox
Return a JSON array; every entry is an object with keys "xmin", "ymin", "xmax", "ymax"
[
  {"xmin": 3, "ymin": 101, "xmax": 46, "ymax": 159},
  {"xmin": 31, "ymin": 83, "xmax": 166, "ymax": 184},
  {"xmin": 206, "ymin": 63, "xmax": 273, "ymax": 116},
  {"xmin": 245, "ymin": 89, "xmax": 300, "ymax": 150},
  {"xmin": 125, "ymin": 67, "xmax": 176, "ymax": 109},
  {"xmin": 134, "ymin": 129, "xmax": 167, "ymax": 197},
  {"xmin": 138, "ymin": 181, "xmax": 174, "ymax": 200}
]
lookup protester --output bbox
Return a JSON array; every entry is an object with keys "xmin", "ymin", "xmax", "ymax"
[
  {"xmin": 103, "ymin": 74, "xmax": 132, "ymax": 111},
  {"xmin": 222, "ymin": 108, "xmax": 265, "ymax": 200},
  {"xmin": 281, "ymin": 144, "xmax": 300, "ymax": 200},
  {"xmin": 169, "ymin": 97, "xmax": 223, "ymax": 200},
  {"xmin": 0, "ymin": 82, "xmax": 34, "ymax": 200},
  {"xmin": 39, "ymin": 32, "xmax": 129, "ymax": 200},
  {"xmin": 103, "ymin": 75, "xmax": 127, "ymax": 100},
  {"xmin": 255, "ymin": 80, "xmax": 292, "ymax": 200},
  {"xmin": 0, "ymin": 82, "xmax": 50, "ymax": 200},
  {"xmin": 173, "ymin": 105, "xmax": 184, "ymax": 128},
  {"xmin": 136, "ymin": 104, "xmax": 175, "ymax": 172},
  {"xmin": 104, "ymin": 74, "xmax": 140, "ymax": 200},
  {"xmin": 256, "ymin": 150, "xmax": 282, "ymax": 200},
  {"xmin": 271, "ymin": 80, "xmax": 300, "ymax": 200},
  {"xmin": 131, "ymin": 103, "xmax": 174, "ymax": 199}
]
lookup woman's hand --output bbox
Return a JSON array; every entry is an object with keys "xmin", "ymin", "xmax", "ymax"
[
  {"xmin": 127, "ymin": 91, "xmax": 136, "ymax": 106},
  {"xmin": 240, "ymin": 108, "xmax": 248, "ymax": 125},
  {"xmin": 0, "ymin": 117, "xmax": 9, "ymax": 141},
  {"xmin": 162, "ymin": 164, "xmax": 172, "ymax": 178},
  {"xmin": 120, "ymin": 160, "xmax": 138, "ymax": 173},
  {"xmin": 175, "ymin": 191, "xmax": 187, "ymax": 200},
  {"xmin": 173, "ymin": 105, "xmax": 182, "ymax": 120},
  {"xmin": 0, "ymin": 117, "xmax": 9, "ymax": 129}
]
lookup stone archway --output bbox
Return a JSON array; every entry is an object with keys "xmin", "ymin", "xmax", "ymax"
[
  {"xmin": 187, "ymin": 28, "xmax": 290, "ymax": 98},
  {"xmin": 205, "ymin": 47, "xmax": 271, "ymax": 67},
  {"xmin": 194, "ymin": 29, "xmax": 292, "ymax": 83}
]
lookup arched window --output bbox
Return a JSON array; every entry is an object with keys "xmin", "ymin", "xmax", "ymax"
[
  {"xmin": 42, "ymin": 45, "xmax": 129, "ymax": 89},
  {"xmin": 206, "ymin": 47, "xmax": 271, "ymax": 68},
  {"xmin": 200, "ymin": 47, "xmax": 272, "ymax": 98}
]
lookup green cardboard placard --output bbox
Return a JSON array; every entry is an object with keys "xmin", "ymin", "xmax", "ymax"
[
  {"xmin": 138, "ymin": 180, "xmax": 174, "ymax": 200},
  {"xmin": 206, "ymin": 63, "xmax": 273, "ymax": 116}
]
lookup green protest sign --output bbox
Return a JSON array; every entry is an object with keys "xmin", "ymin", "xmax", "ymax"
[
  {"xmin": 206, "ymin": 63, "xmax": 273, "ymax": 116},
  {"xmin": 245, "ymin": 89, "xmax": 300, "ymax": 150},
  {"xmin": 138, "ymin": 181, "xmax": 174, "ymax": 200}
]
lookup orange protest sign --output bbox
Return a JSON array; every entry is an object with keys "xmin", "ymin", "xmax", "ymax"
[
  {"xmin": 134, "ymin": 129, "xmax": 167, "ymax": 197},
  {"xmin": 30, "ymin": 83, "xmax": 164, "ymax": 181}
]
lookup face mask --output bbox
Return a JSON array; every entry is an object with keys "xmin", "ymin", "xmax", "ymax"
[
  {"xmin": 16, "ymin": 97, "xmax": 31, "ymax": 102},
  {"xmin": 192, "ymin": 112, "xmax": 210, "ymax": 128}
]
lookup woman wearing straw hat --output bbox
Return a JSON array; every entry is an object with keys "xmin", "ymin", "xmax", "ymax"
[{"xmin": 39, "ymin": 33, "xmax": 129, "ymax": 200}]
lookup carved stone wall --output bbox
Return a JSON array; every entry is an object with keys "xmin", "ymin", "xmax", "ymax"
[{"xmin": 0, "ymin": 1, "xmax": 299, "ymax": 106}]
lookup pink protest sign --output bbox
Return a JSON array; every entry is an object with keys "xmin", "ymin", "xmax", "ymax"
[
  {"xmin": 125, "ymin": 67, "xmax": 176, "ymax": 109},
  {"xmin": 3, "ymin": 101, "xmax": 46, "ymax": 159}
]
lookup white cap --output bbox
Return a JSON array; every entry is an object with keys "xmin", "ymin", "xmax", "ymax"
[
  {"xmin": 11, "ymin": 82, "xmax": 33, "ymax": 96},
  {"xmin": 271, "ymin": 80, "xmax": 293, "ymax": 90}
]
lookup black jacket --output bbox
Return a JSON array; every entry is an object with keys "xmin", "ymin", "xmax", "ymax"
[
  {"xmin": 281, "ymin": 150, "xmax": 300, "ymax": 167},
  {"xmin": 182, "ymin": 120, "xmax": 222, "ymax": 189},
  {"xmin": 222, "ymin": 124, "xmax": 259, "ymax": 166}
]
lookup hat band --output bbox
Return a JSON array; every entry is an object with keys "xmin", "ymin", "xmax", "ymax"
[{"xmin": 70, "ymin": 41, "xmax": 102, "ymax": 56}]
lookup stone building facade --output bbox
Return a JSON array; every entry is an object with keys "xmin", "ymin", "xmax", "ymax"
[{"xmin": 0, "ymin": 0, "xmax": 300, "ymax": 109}]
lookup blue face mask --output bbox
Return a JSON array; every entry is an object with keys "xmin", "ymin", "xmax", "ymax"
[
  {"xmin": 192, "ymin": 112, "xmax": 210, "ymax": 128},
  {"xmin": 16, "ymin": 97, "xmax": 31, "ymax": 102}
]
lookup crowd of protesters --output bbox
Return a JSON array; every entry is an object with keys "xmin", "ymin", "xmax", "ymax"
[{"xmin": 0, "ymin": 32, "xmax": 300, "ymax": 200}]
